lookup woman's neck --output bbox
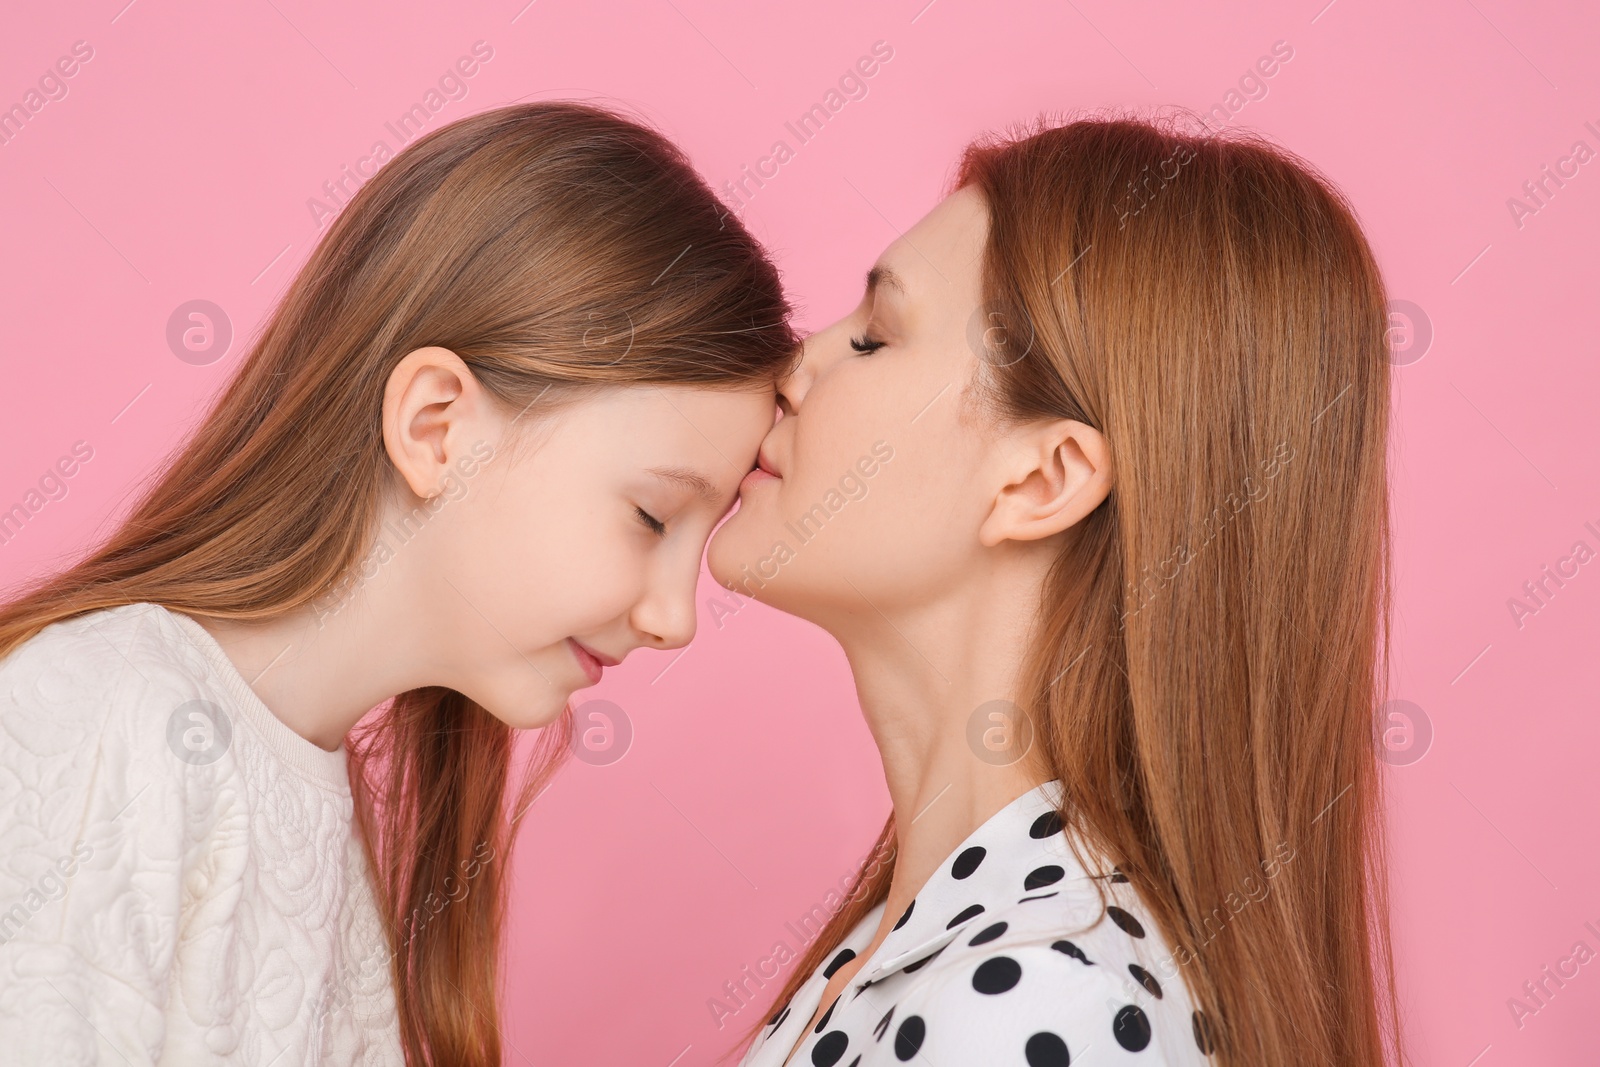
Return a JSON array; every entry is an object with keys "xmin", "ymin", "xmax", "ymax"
[{"xmin": 830, "ymin": 552, "xmax": 1055, "ymax": 937}]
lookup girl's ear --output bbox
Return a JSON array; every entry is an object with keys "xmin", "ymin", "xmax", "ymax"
[
  {"xmin": 382, "ymin": 346, "xmax": 486, "ymax": 501},
  {"xmin": 977, "ymin": 418, "xmax": 1112, "ymax": 548}
]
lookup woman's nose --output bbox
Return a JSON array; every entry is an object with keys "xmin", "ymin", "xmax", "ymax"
[{"xmin": 776, "ymin": 333, "xmax": 824, "ymax": 412}]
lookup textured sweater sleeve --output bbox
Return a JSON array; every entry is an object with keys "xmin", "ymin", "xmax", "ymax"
[{"xmin": 0, "ymin": 617, "xmax": 222, "ymax": 1065}]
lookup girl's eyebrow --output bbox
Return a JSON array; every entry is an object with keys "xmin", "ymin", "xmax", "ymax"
[{"xmin": 647, "ymin": 465, "xmax": 721, "ymax": 504}]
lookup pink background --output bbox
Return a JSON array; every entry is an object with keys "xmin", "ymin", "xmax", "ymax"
[{"xmin": 3, "ymin": 0, "xmax": 1598, "ymax": 1063}]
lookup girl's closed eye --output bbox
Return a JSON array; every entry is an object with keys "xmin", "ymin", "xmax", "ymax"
[
  {"xmin": 848, "ymin": 334, "xmax": 886, "ymax": 354},
  {"xmin": 4, "ymin": 98, "xmax": 800, "ymax": 1067}
]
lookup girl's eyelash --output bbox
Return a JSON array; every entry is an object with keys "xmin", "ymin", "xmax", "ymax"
[
  {"xmin": 635, "ymin": 507, "xmax": 667, "ymax": 537},
  {"xmin": 849, "ymin": 334, "xmax": 886, "ymax": 354}
]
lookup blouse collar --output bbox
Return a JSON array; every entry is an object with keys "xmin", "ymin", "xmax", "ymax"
[
  {"xmin": 753, "ymin": 779, "xmax": 1111, "ymax": 1063},
  {"xmin": 853, "ymin": 778, "xmax": 1088, "ymax": 985}
]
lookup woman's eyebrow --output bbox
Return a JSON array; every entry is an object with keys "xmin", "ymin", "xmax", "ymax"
[
  {"xmin": 865, "ymin": 264, "xmax": 907, "ymax": 298},
  {"xmin": 647, "ymin": 465, "xmax": 722, "ymax": 504}
]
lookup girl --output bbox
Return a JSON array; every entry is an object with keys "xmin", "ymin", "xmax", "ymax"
[
  {"xmin": 709, "ymin": 113, "xmax": 1402, "ymax": 1067},
  {"xmin": 0, "ymin": 101, "xmax": 797, "ymax": 1065}
]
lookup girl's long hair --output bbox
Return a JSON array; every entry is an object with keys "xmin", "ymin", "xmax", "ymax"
[
  {"xmin": 0, "ymin": 101, "xmax": 798, "ymax": 1067},
  {"xmin": 743, "ymin": 111, "xmax": 1402, "ymax": 1067}
]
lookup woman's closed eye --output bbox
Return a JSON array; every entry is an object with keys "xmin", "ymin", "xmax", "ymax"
[
  {"xmin": 848, "ymin": 333, "xmax": 886, "ymax": 355},
  {"xmin": 634, "ymin": 506, "xmax": 667, "ymax": 537}
]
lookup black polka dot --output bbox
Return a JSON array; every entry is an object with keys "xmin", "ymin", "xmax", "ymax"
[
  {"xmin": 894, "ymin": 1016, "xmax": 926, "ymax": 1061},
  {"xmin": 902, "ymin": 945, "xmax": 945, "ymax": 973},
  {"xmin": 1025, "ymin": 1031, "xmax": 1072, "ymax": 1067},
  {"xmin": 812, "ymin": 1030, "xmax": 850, "ymax": 1067},
  {"xmin": 952, "ymin": 845, "xmax": 987, "ymax": 879},
  {"xmin": 874, "ymin": 1007, "xmax": 895, "ymax": 1041},
  {"xmin": 1024, "ymin": 864, "xmax": 1065, "ymax": 890},
  {"xmin": 1050, "ymin": 939, "xmax": 1094, "ymax": 965},
  {"xmin": 1110, "ymin": 866, "xmax": 1130, "ymax": 883},
  {"xmin": 823, "ymin": 948, "xmax": 857, "ymax": 979},
  {"xmin": 1030, "ymin": 810, "xmax": 1064, "ymax": 838},
  {"xmin": 1113, "ymin": 1004, "xmax": 1152, "ymax": 1052},
  {"xmin": 846, "ymin": 1059, "xmax": 861, "ymax": 1067},
  {"xmin": 1107, "ymin": 905, "xmax": 1146, "ymax": 938},
  {"xmin": 814, "ymin": 995, "xmax": 838, "ymax": 1033},
  {"xmin": 1129, "ymin": 963, "xmax": 1162, "ymax": 998},
  {"xmin": 769, "ymin": 1004, "xmax": 791, "ymax": 1028},
  {"xmin": 947, "ymin": 903, "xmax": 986, "ymax": 928},
  {"xmin": 972, "ymin": 956, "xmax": 1022, "ymax": 994},
  {"xmin": 893, "ymin": 900, "xmax": 915, "ymax": 930},
  {"xmin": 1192, "ymin": 1009, "xmax": 1216, "ymax": 1054},
  {"xmin": 968, "ymin": 921, "xmax": 1008, "ymax": 946}
]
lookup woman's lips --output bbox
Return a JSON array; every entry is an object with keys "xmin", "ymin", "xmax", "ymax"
[
  {"xmin": 567, "ymin": 638, "xmax": 604, "ymax": 684},
  {"xmin": 739, "ymin": 466, "xmax": 779, "ymax": 493}
]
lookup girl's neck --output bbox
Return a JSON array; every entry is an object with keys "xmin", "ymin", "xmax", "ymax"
[{"xmin": 187, "ymin": 588, "xmax": 424, "ymax": 752}]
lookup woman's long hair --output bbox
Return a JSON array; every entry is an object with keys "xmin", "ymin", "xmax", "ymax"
[
  {"xmin": 0, "ymin": 101, "xmax": 798, "ymax": 1067},
  {"xmin": 744, "ymin": 111, "xmax": 1401, "ymax": 1067}
]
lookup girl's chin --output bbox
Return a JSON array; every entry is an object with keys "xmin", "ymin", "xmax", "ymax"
[{"xmin": 468, "ymin": 687, "xmax": 574, "ymax": 732}]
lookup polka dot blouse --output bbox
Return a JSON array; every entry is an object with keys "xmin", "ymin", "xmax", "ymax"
[{"xmin": 738, "ymin": 781, "xmax": 1216, "ymax": 1067}]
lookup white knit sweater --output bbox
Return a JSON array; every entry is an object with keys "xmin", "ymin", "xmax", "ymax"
[{"xmin": 0, "ymin": 602, "xmax": 404, "ymax": 1065}]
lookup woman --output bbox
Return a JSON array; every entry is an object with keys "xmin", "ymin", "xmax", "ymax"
[
  {"xmin": 0, "ymin": 102, "xmax": 796, "ymax": 1065},
  {"xmin": 709, "ymin": 114, "xmax": 1401, "ymax": 1067}
]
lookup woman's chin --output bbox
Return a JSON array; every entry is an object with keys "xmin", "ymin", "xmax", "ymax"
[{"xmin": 706, "ymin": 525, "xmax": 765, "ymax": 592}]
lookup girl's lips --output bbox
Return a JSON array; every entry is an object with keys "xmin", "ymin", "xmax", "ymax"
[{"xmin": 567, "ymin": 638, "xmax": 604, "ymax": 684}]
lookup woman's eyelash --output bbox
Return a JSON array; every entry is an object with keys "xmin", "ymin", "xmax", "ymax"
[
  {"xmin": 849, "ymin": 334, "xmax": 886, "ymax": 354},
  {"xmin": 635, "ymin": 507, "xmax": 667, "ymax": 536}
]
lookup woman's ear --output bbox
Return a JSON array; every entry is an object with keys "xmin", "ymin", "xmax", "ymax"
[
  {"xmin": 977, "ymin": 418, "xmax": 1112, "ymax": 547},
  {"xmin": 382, "ymin": 346, "xmax": 487, "ymax": 501}
]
